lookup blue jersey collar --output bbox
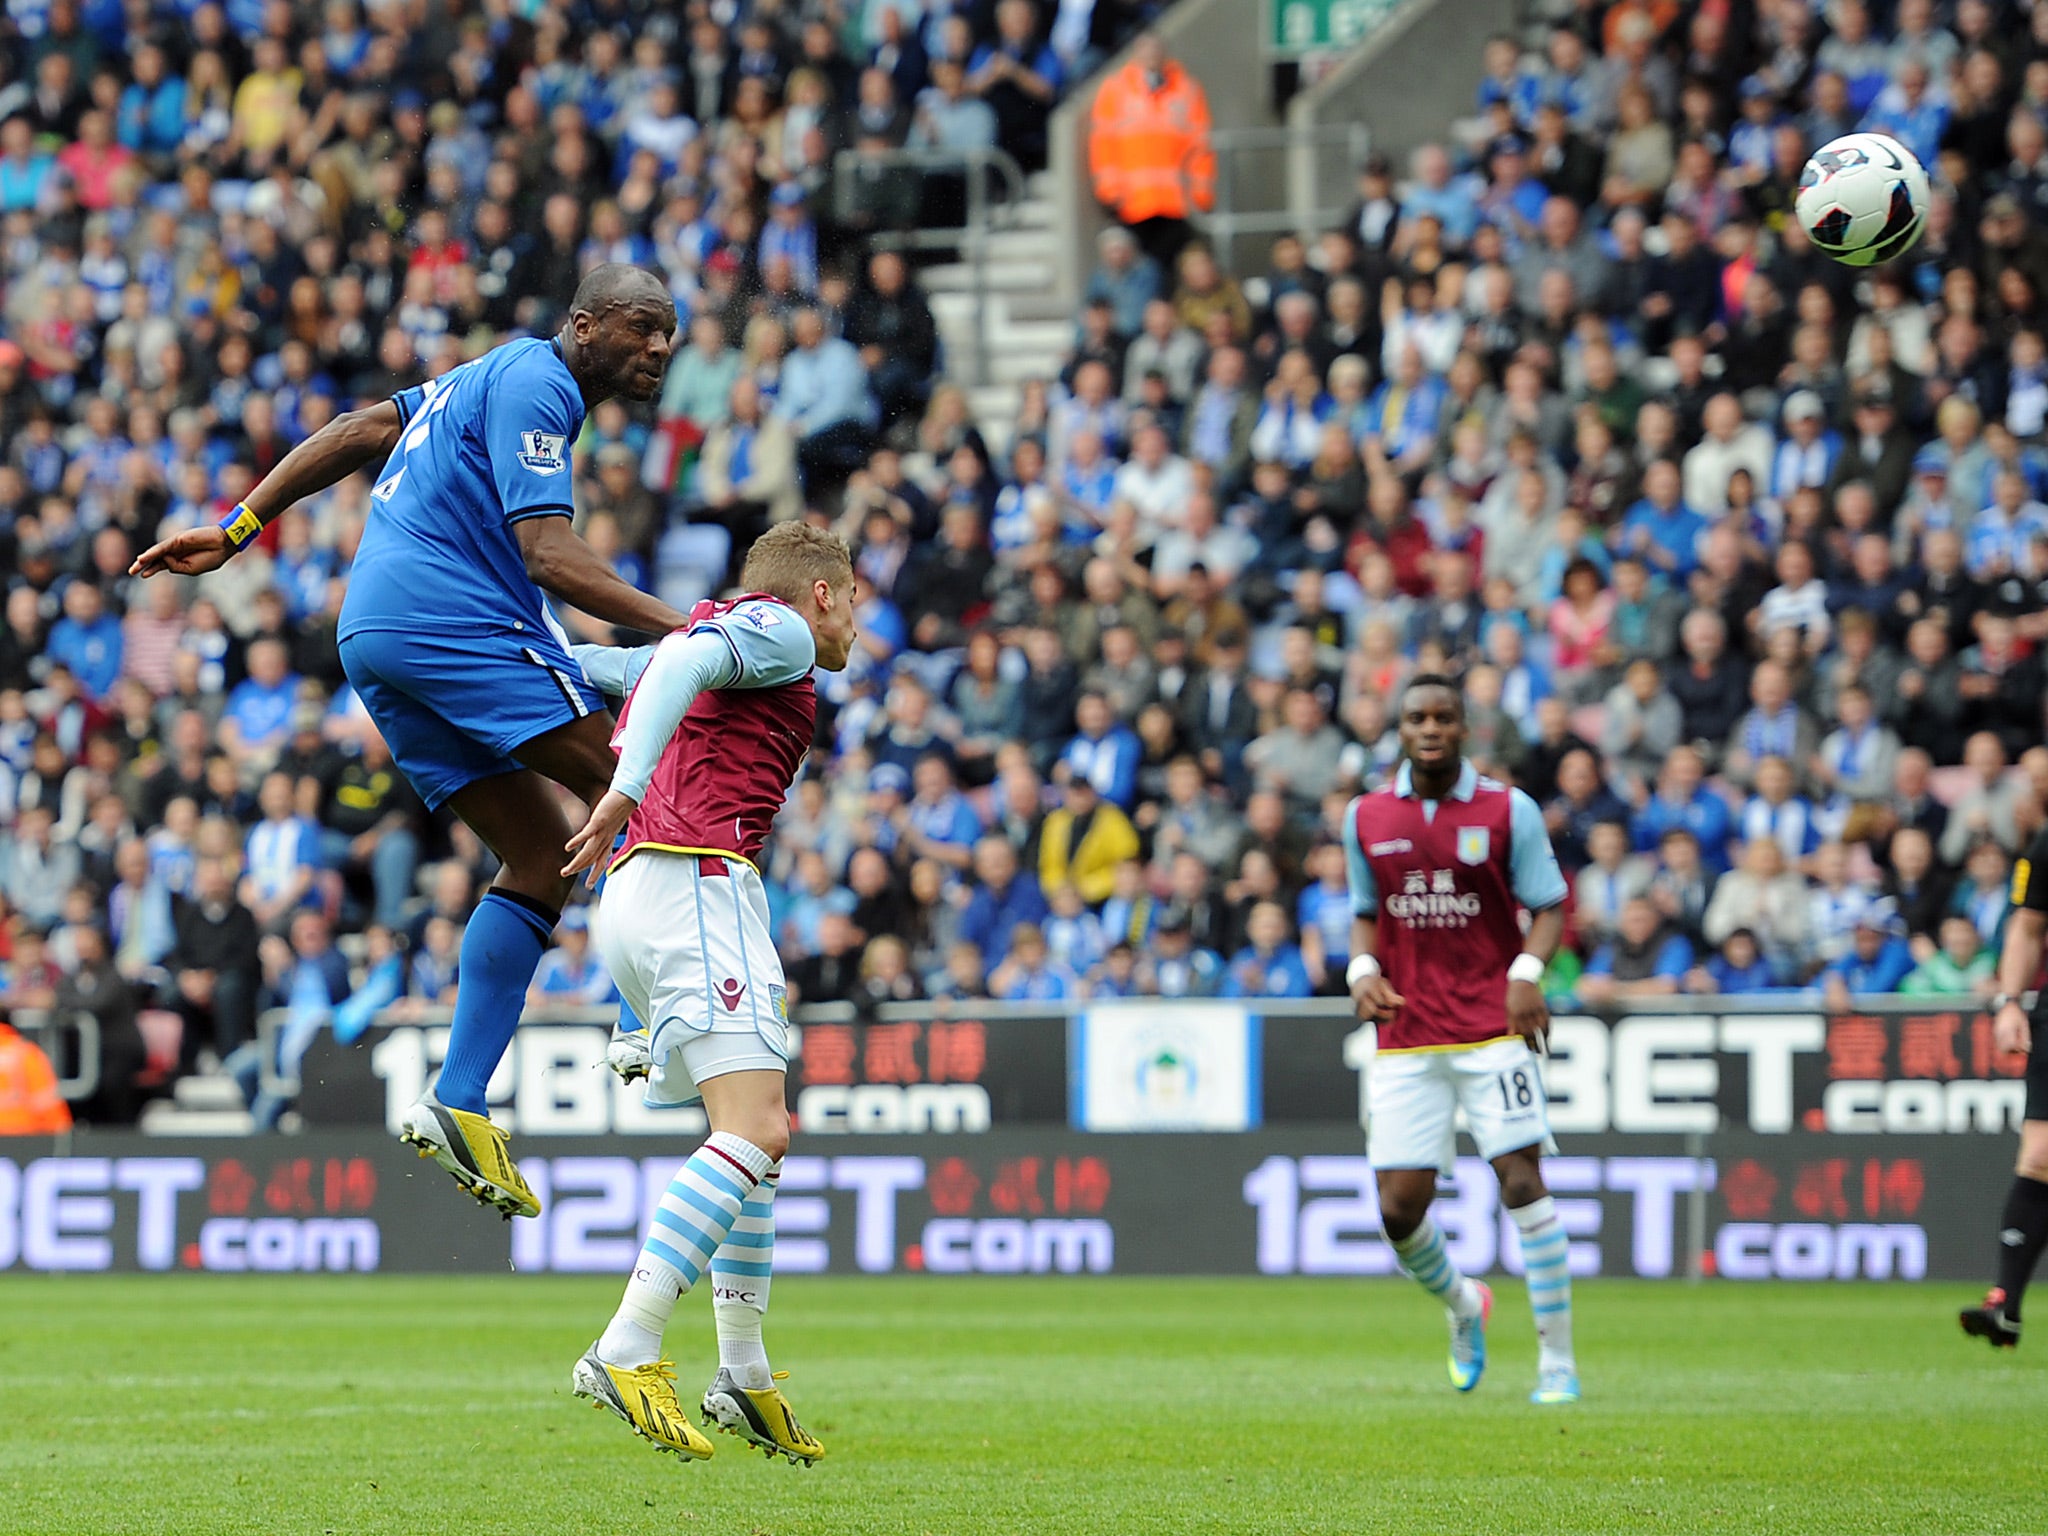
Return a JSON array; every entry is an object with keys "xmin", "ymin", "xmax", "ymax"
[{"xmin": 1394, "ymin": 759, "xmax": 1478, "ymax": 802}]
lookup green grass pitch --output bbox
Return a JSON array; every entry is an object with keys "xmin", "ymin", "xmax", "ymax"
[{"xmin": 2, "ymin": 1275, "xmax": 2043, "ymax": 1535}]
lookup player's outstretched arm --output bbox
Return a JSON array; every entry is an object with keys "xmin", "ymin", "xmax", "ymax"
[
  {"xmin": 517, "ymin": 516, "xmax": 687, "ymax": 638},
  {"xmin": 130, "ymin": 402, "xmax": 404, "ymax": 577}
]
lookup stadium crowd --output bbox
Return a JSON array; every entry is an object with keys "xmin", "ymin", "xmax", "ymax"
[{"xmin": 3, "ymin": 0, "xmax": 2047, "ymax": 1130}]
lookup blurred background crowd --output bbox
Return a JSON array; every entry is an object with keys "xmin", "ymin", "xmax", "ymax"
[{"xmin": 2, "ymin": 0, "xmax": 2046, "ymax": 1130}]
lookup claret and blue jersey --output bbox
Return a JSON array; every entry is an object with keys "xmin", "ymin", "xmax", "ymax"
[{"xmin": 335, "ymin": 337, "xmax": 606, "ymax": 810}]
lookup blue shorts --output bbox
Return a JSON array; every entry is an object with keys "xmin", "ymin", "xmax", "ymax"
[{"xmin": 339, "ymin": 626, "xmax": 605, "ymax": 810}]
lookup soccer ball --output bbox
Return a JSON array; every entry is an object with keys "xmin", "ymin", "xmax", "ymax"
[{"xmin": 1795, "ymin": 133, "xmax": 1929, "ymax": 267}]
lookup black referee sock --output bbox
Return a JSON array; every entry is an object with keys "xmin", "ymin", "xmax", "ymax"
[{"xmin": 1995, "ymin": 1175, "xmax": 2048, "ymax": 1324}]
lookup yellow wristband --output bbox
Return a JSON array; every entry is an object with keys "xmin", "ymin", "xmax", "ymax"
[{"xmin": 219, "ymin": 503, "xmax": 262, "ymax": 551}]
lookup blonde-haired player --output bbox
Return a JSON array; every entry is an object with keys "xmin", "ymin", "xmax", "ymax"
[{"xmin": 563, "ymin": 522, "xmax": 854, "ymax": 1465}]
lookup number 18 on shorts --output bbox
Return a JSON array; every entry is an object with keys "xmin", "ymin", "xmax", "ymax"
[{"xmin": 1366, "ymin": 1036, "xmax": 1555, "ymax": 1175}]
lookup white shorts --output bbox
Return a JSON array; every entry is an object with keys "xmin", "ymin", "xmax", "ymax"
[
  {"xmin": 1366, "ymin": 1036, "xmax": 1556, "ymax": 1176},
  {"xmin": 594, "ymin": 851, "xmax": 790, "ymax": 1108}
]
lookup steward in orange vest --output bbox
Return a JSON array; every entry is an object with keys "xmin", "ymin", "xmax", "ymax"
[{"xmin": 1087, "ymin": 36, "xmax": 1216, "ymax": 226}]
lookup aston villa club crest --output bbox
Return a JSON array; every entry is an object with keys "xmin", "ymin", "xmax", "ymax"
[{"xmin": 1456, "ymin": 827, "xmax": 1491, "ymax": 865}]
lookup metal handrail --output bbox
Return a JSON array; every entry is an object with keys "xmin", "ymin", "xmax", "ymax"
[
  {"xmin": 1180, "ymin": 122, "xmax": 1373, "ymax": 257},
  {"xmin": 830, "ymin": 144, "xmax": 1029, "ymax": 387},
  {"xmin": 11, "ymin": 1007, "xmax": 101, "ymax": 1103}
]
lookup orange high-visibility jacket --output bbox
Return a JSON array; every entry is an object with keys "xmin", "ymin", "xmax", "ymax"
[
  {"xmin": 1088, "ymin": 59, "xmax": 1216, "ymax": 223},
  {"xmin": 0, "ymin": 1022, "xmax": 72, "ymax": 1135}
]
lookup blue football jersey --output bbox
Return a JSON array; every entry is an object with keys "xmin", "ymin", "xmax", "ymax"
[{"xmin": 340, "ymin": 338, "xmax": 587, "ymax": 641}]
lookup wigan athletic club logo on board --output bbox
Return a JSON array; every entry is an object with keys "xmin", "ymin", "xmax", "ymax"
[
  {"xmin": 517, "ymin": 431, "xmax": 569, "ymax": 475},
  {"xmin": 1456, "ymin": 827, "xmax": 1490, "ymax": 865}
]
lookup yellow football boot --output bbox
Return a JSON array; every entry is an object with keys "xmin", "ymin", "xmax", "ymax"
[
  {"xmin": 397, "ymin": 1089, "xmax": 540, "ymax": 1219},
  {"xmin": 702, "ymin": 1369, "xmax": 826, "ymax": 1466},
  {"xmin": 571, "ymin": 1347, "xmax": 715, "ymax": 1460}
]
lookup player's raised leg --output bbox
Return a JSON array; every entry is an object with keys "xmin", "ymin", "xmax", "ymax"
[
  {"xmin": 1495, "ymin": 1145, "xmax": 1579, "ymax": 1403},
  {"xmin": 402, "ymin": 714, "xmax": 619, "ymax": 1217}
]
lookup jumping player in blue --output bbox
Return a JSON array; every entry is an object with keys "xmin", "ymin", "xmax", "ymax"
[{"xmin": 131, "ymin": 265, "xmax": 687, "ymax": 1219}]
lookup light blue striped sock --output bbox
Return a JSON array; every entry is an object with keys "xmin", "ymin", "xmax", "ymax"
[
  {"xmin": 713, "ymin": 1161, "xmax": 780, "ymax": 1390},
  {"xmin": 1391, "ymin": 1216, "xmax": 1480, "ymax": 1318},
  {"xmin": 599, "ymin": 1134, "xmax": 772, "ymax": 1367},
  {"xmin": 1512, "ymin": 1196, "xmax": 1575, "ymax": 1370}
]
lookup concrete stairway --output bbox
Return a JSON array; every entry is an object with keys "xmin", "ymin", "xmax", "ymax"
[
  {"xmin": 139, "ymin": 1069, "xmax": 256, "ymax": 1135},
  {"xmin": 919, "ymin": 173, "xmax": 1074, "ymax": 459}
]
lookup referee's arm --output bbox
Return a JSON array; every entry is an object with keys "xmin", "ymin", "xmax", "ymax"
[{"xmin": 1993, "ymin": 849, "xmax": 2048, "ymax": 1056}]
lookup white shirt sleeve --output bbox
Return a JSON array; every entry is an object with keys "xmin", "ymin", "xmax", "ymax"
[{"xmin": 609, "ymin": 629, "xmax": 742, "ymax": 803}]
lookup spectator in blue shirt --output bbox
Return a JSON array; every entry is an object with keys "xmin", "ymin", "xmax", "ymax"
[
  {"xmin": 527, "ymin": 907, "xmax": 620, "ymax": 1008},
  {"xmin": 1616, "ymin": 460, "xmax": 1708, "ymax": 580},
  {"xmin": 1058, "ymin": 689, "xmax": 1142, "ymax": 809},
  {"xmin": 0, "ymin": 118, "xmax": 54, "ymax": 214},
  {"xmin": 1140, "ymin": 911, "xmax": 1225, "ymax": 997},
  {"xmin": 1222, "ymin": 901, "xmax": 1315, "ymax": 999},
  {"xmin": 959, "ymin": 835, "xmax": 1048, "ymax": 961},
  {"xmin": 1400, "ymin": 143, "xmax": 1479, "ymax": 247},
  {"xmin": 898, "ymin": 753, "xmax": 985, "ymax": 874},
  {"xmin": 1577, "ymin": 896, "xmax": 1694, "ymax": 1002},
  {"xmin": 989, "ymin": 921, "xmax": 1077, "ymax": 1000},
  {"xmin": 1631, "ymin": 745, "xmax": 1736, "ymax": 874},
  {"xmin": 45, "ymin": 581, "xmax": 122, "ymax": 700},
  {"xmin": 1690, "ymin": 928, "xmax": 1785, "ymax": 995},
  {"xmin": 1859, "ymin": 59, "xmax": 1948, "ymax": 170},
  {"xmin": 219, "ymin": 637, "xmax": 301, "ymax": 770},
  {"xmin": 1082, "ymin": 225, "xmax": 1161, "ymax": 338},
  {"xmin": 775, "ymin": 306, "xmax": 877, "ymax": 490},
  {"xmin": 117, "ymin": 43, "xmax": 187, "ymax": 154},
  {"xmin": 1820, "ymin": 902, "xmax": 1916, "ymax": 1007}
]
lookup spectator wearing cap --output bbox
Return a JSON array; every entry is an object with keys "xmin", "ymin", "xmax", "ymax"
[
  {"xmin": 1141, "ymin": 909, "xmax": 1225, "ymax": 997},
  {"xmin": 1478, "ymin": 133, "xmax": 1548, "ymax": 252},
  {"xmin": 1038, "ymin": 773, "xmax": 1138, "ymax": 905},
  {"xmin": 528, "ymin": 906, "xmax": 619, "ymax": 1008},
  {"xmin": 1830, "ymin": 384, "xmax": 1916, "ymax": 518},
  {"xmin": 1344, "ymin": 152, "xmax": 1402, "ymax": 253},
  {"xmin": 761, "ymin": 182, "xmax": 820, "ymax": 296},
  {"xmin": 1819, "ymin": 898, "xmax": 1916, "ymax": 1006},
  {"xmin": 1770, "ymin": 391, "xmax": 1841, "ymax": 502}
]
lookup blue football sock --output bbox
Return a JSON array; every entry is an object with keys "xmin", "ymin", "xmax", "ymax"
[{"xmin": 435, "ymin": 889, "xmax": 557, "ymax": 1115}]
